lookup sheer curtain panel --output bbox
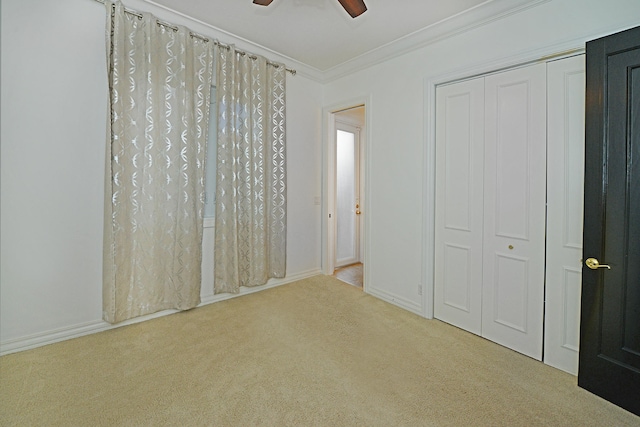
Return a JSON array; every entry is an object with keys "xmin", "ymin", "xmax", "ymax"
[
  {"xmin": 103, "ymin": 1, "xmax": 213, "ymax": 323},
  {"xmin": 214, "ymin": 45, "xmax": 287, "ymax": 294}
]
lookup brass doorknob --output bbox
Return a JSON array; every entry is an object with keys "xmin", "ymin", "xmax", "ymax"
[
  {"xmin": 585, "ymin": 258, "xmax": 611, "ymax": 270},
  {"xmin": 356, "ymin": 210, "xmax": 361, "ymax": 215}
]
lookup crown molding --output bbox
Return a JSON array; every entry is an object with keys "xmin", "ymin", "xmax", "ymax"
[
  {"xmin": 321, "ymin": 0, "xmax": 550, "ymax": 82},
  {"xmin": 140, "ymin": 0, "xmax": 326, "ymax": 82},
  {"xmin": 137, "ymin": 0, "xmax": 549, "ymax": 83}
]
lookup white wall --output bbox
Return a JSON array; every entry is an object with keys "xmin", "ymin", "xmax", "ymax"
[
  {"xmin": 3, "ymin": 0, "xmax": 639, "ymax": 354},
  {"xmin": 323, "ymin": 0, "xmax": 640, "ymax": 316},
  {"xmin": 0, "ymin": 0, "xmax": 323, "ymax": 353},
  {"xmin": 1, "ymin": 0, "xmax": 107, "ymax": 346}
]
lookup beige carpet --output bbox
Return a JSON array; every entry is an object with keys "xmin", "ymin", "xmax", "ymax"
[{"xmin": 1, "ymin": 275, "xmax": 638, "ymax": 426}]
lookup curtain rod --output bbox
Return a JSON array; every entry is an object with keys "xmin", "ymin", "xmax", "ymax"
[
  {"xmin": 213, "ymin": 41, "xmax": 296, "ymax": 75},
  {"xmin": 92, "ymin": 0, "xmax": 296, "ymax": 75}
]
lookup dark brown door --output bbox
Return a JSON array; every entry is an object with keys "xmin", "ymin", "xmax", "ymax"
[{"xmin": 579, "ymin": 25, "xmax": 640, "ymax": 416}]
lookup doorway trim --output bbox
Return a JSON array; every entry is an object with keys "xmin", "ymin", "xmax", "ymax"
[{"xmin": 322, "ymin": 96, "xmax": 371, "ymax": 291}]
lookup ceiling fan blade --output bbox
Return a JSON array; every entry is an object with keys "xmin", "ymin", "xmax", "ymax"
[
  {"xmin": 337, "ymin": 0, "xmax": 367, "ymax": 18},
  {"xmin": 253, "ymin": 0, "xmax": 273, "ymax": 5}
]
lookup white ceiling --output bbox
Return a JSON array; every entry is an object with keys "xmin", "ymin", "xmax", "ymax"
[{"xmin": 146, "ymin": 0, "xmax": 544, "ymax": 77}]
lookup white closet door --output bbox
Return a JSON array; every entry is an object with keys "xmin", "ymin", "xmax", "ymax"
[
  {"xmin": 544, "ymin": 55, "xmax": 585, "ymax": 374},
  {"xmin": 482, "ymin": 63, "xmax": 547, "ymax": 360},
  {"xmin": 434, "ymin": 78, "xmax": 485, "ymax": 335}
]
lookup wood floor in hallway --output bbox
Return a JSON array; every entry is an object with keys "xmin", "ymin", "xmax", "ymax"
[{"xmin": 333, "ymin": 262, "xmax": 363, "ymax": 288}]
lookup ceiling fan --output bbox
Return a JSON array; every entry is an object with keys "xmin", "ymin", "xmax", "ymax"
[{"xmin": 253, "ymin": 0, "xmax": 367, "ymax": 18}]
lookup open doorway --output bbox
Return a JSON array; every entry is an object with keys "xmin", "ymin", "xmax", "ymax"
[{"xmin": 330, "ymin": 105, "xmax": 365, "ymax": 288}]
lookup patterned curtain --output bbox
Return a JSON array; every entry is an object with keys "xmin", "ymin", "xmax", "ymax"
[
  {"xmin": 214, "ymin": 45, "xmax": 287, "ymax": 294},
  {"xmin": 102, "ymin": 1, "xmax": 213, "ymax": 323}
]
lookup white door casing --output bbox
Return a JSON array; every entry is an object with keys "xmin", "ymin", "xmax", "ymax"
[{"xmin": 544, "ymin": 55, "xmax": 585, "ymax": 374}]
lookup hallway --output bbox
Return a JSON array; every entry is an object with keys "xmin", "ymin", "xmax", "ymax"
[{"xmin": 333, "ymin": 263, "xmax": 363, "ymax": 288}]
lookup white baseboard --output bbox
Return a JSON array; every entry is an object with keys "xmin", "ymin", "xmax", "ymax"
[
  {"xmin": 199, "ymin": 268, "xmax": 322, "ymax": 305},
  {"xmin": 366, "ymin": 286, "xmax": 423, "ymax": 316},
  {"xmin": 0, "ymin": 269, "xmax": 321, "ymax": 356}
]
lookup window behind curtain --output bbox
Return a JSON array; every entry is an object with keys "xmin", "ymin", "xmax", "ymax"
[{"xmin": 204, "ymin": 85, "xmax": 217, "ymax": 219}]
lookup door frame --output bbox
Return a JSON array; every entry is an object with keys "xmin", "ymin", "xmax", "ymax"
[{"xmin": 322, "ymin": 97, "xmax": 371, "ymax": 289}]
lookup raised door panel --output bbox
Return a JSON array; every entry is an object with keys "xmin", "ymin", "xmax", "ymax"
[
  {"xmin": 482, "ymin": 63, "xmax": 547, "ymax": 360},
  {"xmin": 544, "ymin": 55, "xmax": 585, "ymax": 374},
  {"xmin": 434, "ymin": 78, "xmax": 484, "ymax": 335},
  {"xmin": 580, "ymin": 27, "xmax": 640, "ymax": 414}
]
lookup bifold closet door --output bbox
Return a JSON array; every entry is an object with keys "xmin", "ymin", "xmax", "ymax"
[
  {"xmin": 435, "ymin": 63, "xmax": 547, "ymax": 360},
  {"xmin": 481, "ymin": 63, "xmax": 547, "ymax": 360},
  {"xmin": 544, "ymin": 55, "xmax": 585, "ymax": 374},
  {"xmin": 434, "ymin": 78, "xmax": 485, "ymax": 335}
]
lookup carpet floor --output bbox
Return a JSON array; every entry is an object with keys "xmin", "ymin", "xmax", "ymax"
[{"xmin": 1, "ymin": 275, "xmax": 638, "ymax": 426}]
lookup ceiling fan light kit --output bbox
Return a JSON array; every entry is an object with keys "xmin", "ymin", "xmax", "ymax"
[{"xmin": 253, "ymin": 0, "xmax": 367, "ymax": 18}]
